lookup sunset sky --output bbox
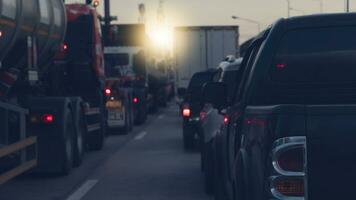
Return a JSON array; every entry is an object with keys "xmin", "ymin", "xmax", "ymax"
[{"xmin": 67, "ymin": 0, "xmax": 353, "ymax": 41}]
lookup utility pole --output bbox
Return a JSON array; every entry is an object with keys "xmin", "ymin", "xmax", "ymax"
[
  {"xmin": 103, "ymin": 0, "xmax": 117, "ymax": 45},
  {"xmin": 346, "ymin": 0, "xmax": 350, "ymax": 12}
]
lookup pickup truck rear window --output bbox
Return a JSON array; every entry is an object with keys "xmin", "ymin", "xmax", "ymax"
[{"xmin": 271, "ymin": 26, "xmax": 356, "ymax": 83}]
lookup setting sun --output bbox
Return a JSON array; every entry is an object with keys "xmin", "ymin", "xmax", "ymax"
[{"xmin": 146, "ymin": 24, "xmax": 173, "ymax": 51}]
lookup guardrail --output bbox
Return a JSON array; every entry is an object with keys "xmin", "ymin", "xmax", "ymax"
[{"xmin": 0, "ymin": 102, "xmax": 37, "ymax": 184}]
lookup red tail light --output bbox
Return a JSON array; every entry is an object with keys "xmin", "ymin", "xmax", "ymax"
[
  {"xmin": 133, "ymin": 97, "xmax": 139, "ymax": 104},
  {"xmin": 276, "ymin": 63, "xmax": 286, "ymax": 69},
  {"xmin": 270, "ymin": 136, "xmax": 307, "ymax": 199},
  {"xmin": 223, "ymin": 116, "xmax": 229, "ymax": 125},
  {"xmin": 0, "ymin": 31, "xmax": 3, "ymax": 38},
  {"xmin": 42, "ymin": 114, "xmax": 54, "ymax": 123},
  {"xmin": 200, "ymin": 111, "xmax": 207, "ymax": 121},
  {"xmin": 277, "ymin": 147, "xmax": 304, "ymax": 172},
  {"xmin": 104, "ymin": 88, "xmax": 112, "ymax": 96},
  {"xmin": 182, "ymin": 108, "xmax": 191, "ymax": 117},
  {"xmin": 62, "ymin": 43, "xmax": 68, "ymax": 51}
]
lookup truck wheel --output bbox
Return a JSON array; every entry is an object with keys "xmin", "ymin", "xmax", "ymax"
[
  {"xmin": 214, "ymin": 149, "xmax": 227, "ymax": 200},
  {"xmin": 135, "ymin": 103, "xmax": 147, "ymax": 125},
  {"xmin": 73, "ymin": 104, "xmax": 86, "ymax": 167},
  {"xmin": 204, "ymin": 142, "xmax": 215, "ymax": 195},
  {"xmin": 183, "ymin": 128, "xmax": 195, "ymax": 150},
  {"xmin": 88, "ymin": 105, "xmax": 105, "ymax": 151},
  {"xmin": 121, "ymin": 109, "xmax": 130, "ymax": 135},
  {"xmin": 89, "ymin": 123, "xmax": 105, "ymax": 150},
  {"xmin": 61, "ymin": 108, "xmax": 75, "ymax": 175},
  {"xmin": 129, "ymin": 106, "xmax": 134, "ymax": 131}
]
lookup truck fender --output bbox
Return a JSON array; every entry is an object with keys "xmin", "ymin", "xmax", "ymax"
[{"xmin": 27, "ymin": 97, "xmax": 74, "ymax": 173}]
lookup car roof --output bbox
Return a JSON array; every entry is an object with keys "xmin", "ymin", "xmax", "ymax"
[{"xmin": 283, "ymin": 13, "xmax": 356, "ymax": 30}]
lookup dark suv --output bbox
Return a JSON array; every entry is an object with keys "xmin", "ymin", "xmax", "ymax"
[
  {"xmin": 204, "ymin": 13, "xmax": 356, "ymax": 200},
  {"xmin": 181, "ymin": 70, "xmax": 220, "ymax": 150},
  {"xmin": 199, "ymin": 58, "xmax": 244, "ymax": 194}
]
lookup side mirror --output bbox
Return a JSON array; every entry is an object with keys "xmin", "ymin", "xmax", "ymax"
[
  {"xmin": 202, "ymin": 82, "xmax": 228, "ymax": 110},
  {"xmin": 177, "ymin": 87, "xmax": 187, "ymax": 97}
]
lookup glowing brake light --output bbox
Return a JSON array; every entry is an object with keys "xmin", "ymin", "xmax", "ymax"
[
  {"xmin": 104, "ymin": 88, "xmax": 112, "ymax": 96},
  {"xmin": 0, "ymin": 31, "xmax": 3, "ymax": 38},
  {"xmin": 42, "ymin": 114, "xmax": 54, "ymax": 123},
  {"xmin": 276, "ymin": 63, "xmax": 286, "ymax": 69},
  {"xmin": 133, "ymin": 97, "xmax": 139, "ymax": 104},
  {"xmin": 223, "ymin": 116, "xmax": 229, "ymax": 125},
  {"xmin": 60, "ymin": 43, "xmax": 68, "ymax": 52},
  {"xmin": 182, "ymin": 108, "xmax": 191, "ymax": 117}
]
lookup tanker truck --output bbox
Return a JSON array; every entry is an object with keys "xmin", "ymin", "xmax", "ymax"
[{"xmin": 0, "ymin": 0, "xmax": 106, "ymax": 182}]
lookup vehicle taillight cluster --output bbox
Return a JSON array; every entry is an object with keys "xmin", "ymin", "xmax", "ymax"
[
  {"xmin": 133, "ymin": 97, "xmax": 139, "ymax": 104},
  {"xmin": 182, "ymin": 104, "xmax": 191, "ymax": 117},
  {"xmin": 31, "ymin": 114, "xmax": 55, "ymax": 124},
  {"xmin": 42, "ymin": 114, "xmax": 54, "ymax": 123},
  {"xmin": 270, "ymin": 136, "xmax": 307, "ymax": 199},
  {"xmin": 223, "ymin": 116, "xmax": 229, "ymax": 125},
  {"xmin": 104, "ymin": 88, "xmax": 112, "ymax": 96}
]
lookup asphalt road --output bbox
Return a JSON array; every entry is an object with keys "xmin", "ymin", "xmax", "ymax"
[{"xmin": 0, "ymin": 104, "xmax": 212, "ymax": 200}]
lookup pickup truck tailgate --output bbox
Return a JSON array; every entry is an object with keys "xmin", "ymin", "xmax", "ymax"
[{"xmin": 306, "ymin": 105, "xmax": 356, "ymax": 199}]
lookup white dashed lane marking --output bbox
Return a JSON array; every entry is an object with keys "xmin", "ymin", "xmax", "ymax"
[
  {"xmin": 134, "ymin": 131, "xmax": 148, "ymax": 140},
  {"xmin": 66, "ymin": 180, "xmax": 98, "ymax": 200}
]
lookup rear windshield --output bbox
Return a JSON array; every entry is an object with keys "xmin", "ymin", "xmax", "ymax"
[
  {"xmin": 271, "ymin": 26, "xmax": 356, "ymax": 83},
  {"xmin": 186, "ymin": 73, "xmax": 215, "ymax": 102},
  {"xmin": 188, "ymin": 73, "xmax": 213, "ymax": 88},
  {"xmin": 104, "ymin": 53, "xmax": 130, "ymax": 77}
]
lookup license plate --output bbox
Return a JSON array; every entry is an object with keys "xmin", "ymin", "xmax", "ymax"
[{"xmin": 109, "ymin": 110, "xmax": 124, "ymax": 120}]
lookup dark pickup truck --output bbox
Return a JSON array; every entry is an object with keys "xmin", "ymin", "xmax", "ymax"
[{"xmin": 203, "ymin": 13, "xmax": 356, "ymax": 200}]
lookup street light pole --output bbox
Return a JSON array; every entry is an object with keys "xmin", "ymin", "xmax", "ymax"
[
  {"xmin": 346, "ymin": 0, "xmax": 350, "ymax": 12},
  {"xmin": 286, "ymin": 0, "xmax": 290, "ymax": 17},
  {"xmin": 232, "ymin": 16, "xmax": 261, "ymax": 32}
]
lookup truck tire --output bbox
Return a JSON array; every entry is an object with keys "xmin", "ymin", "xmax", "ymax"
[
  {"xmin": 135, "ymin": 101, "xmax": 147, "ymax": 125},
  {"xmin": 87, "ymin": 87, "xmax": 106, "ymax": 151},
  {"xmin": 61, "ymin": 107, "xmax": 75, "ymax": 175},
  {"xmin": 204, "ymin": 142, "xmax": 215, "ymax": 195},
  {"xmin": 129, "ymin": 103, "xmax": 134, "ymax": 131},
  {"xmin": 71, "ymin": 98, "xmax": 86, "ymax": 167},
  {"xmin": 120, "ymin": 108, "xmax": 130, "ymax": 135}
]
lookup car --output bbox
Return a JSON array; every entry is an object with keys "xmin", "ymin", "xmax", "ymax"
[
  {"xmin": 203, "ymin": 13, "xmax": 356, "ymax": 200},
  {"xmin": 181, "ymin": 69, "xmax": 221, "ymax": 150},
  {"xmin": 198, "ymin": 58, "xmax": 244, "ymax": 195}
]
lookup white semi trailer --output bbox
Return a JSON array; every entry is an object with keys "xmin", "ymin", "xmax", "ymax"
[{"xmin": 174, "ymin": 26, "xmax": 239, "ymax": 89}]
